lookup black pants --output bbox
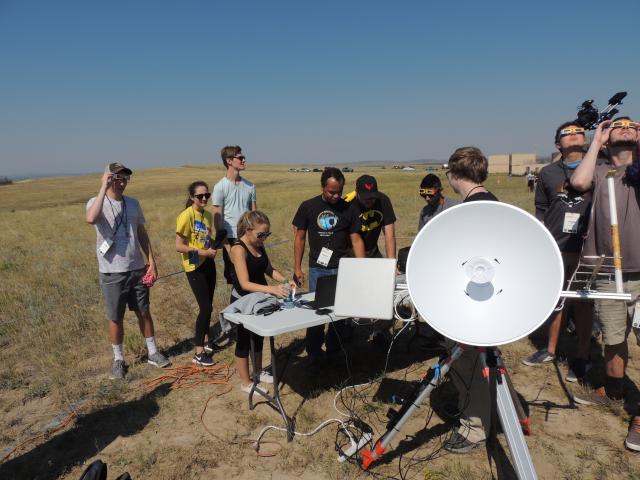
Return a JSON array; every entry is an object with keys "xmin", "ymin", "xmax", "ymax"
[
  {"xmin": 230, "ymin": 293, "xmax": 264, "ymax": 358},
  {"xmin": 186, "ymin": 258, "xmax": 216, "ymax": 347}
]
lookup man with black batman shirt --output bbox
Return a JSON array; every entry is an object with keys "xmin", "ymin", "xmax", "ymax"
[
  {"xmin": 345, "ymin": 174, "xmax": 397, "ymax": 346},
  {"xmin": 292, "ymin": 167, "xmax": 366, "ymax": 366},
  {"xmin": 345, "ymin": 174, "xmax": 397, "ymax": 259}
]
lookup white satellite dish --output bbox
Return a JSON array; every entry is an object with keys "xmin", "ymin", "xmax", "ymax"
[{"xmin": 406, "ymin": 201, "xmax": 563, "ymax": 346}]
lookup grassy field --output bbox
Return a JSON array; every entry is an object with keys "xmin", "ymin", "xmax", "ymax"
[{"xmin": 1, "ymin": 164, "xmax": 639, "ymax": 479}]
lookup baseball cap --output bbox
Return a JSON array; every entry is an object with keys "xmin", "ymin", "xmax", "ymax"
[
  {"xmin": 108, "ymin": 162, "xmax": 133, "ymax": 175},
  {"xmin": 356, "ymin": 175, "xmax": 380, "ymax": 201}
]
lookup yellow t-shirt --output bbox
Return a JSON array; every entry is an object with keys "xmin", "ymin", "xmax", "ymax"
[{"xmin": 176, "ymin": 206, "xmax": 213, "ymax": 272}]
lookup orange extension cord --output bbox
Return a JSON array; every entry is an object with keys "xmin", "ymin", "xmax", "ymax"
[
  {"xmin": 141, "ymin": 363, "xmax": 233, "ymax": 391},
  {"xmin": 2, "ymin": 363, "xmax": 280, "ymax": 464}
]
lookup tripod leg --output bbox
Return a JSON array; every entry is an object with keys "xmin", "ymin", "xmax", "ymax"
[
  {"xmin": 496, "ymin": 372, "xmax": 538, "ymax": 480},
  {"xmin": 361, "ymin": 344, "xmax": 464, "ymax": 470},
  {"xmin": 504, "ymin": 372, "xmax": 531, "ymax": 435}
]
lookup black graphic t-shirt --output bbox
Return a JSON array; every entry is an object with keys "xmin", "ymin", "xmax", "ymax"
[
  {"xmin": 353, "ymin": 193, "xmax": 396, "ymax": 256},
  {"xmin": 292, "ymin": 195, "xmax": 361, "ymax": 268},
  {"xmin": 535, "ymin": 161, "xmax": 592, "ymax": 253}
]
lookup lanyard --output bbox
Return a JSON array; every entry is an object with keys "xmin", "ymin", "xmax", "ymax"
[
  {"xmin": 106, "ymin": 197, "xmax": 128, "ymax": 237},
  {"xmin": 190, "ymin": 207, "xmax": 207, "ymax": 243}
]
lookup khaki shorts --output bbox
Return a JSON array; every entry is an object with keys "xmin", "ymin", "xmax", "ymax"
[{"xmin": 594, "ymin": 272, "xmax": 640, "ymax": 346}]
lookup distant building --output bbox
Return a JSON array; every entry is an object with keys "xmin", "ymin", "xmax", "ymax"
[{"xmin": 488, "ymin": 153, "xmax": 546, "ymax": 176}]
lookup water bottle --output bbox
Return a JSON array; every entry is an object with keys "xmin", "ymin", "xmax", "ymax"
[{"xmin": 282, "ymin": 279, "xmax": 294, "ymax": 309}]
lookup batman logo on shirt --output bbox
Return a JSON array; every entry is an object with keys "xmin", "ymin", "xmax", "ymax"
[
  {"xmin": 317, "ymin": 210, "xmax": 339, "ymax": 231},
  {"xmin": 360, "ymin": 209, "xmax": 384, "ymax": 232}
]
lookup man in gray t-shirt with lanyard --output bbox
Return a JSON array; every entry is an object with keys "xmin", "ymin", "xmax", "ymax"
[{"xmin": 86, "ymin": 163, "xmax": 169, "ymax": 379}]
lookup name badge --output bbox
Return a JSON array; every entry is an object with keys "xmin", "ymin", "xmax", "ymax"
[
  {"xmin": 99, "ymin": 238, "xmax": 113, "ymax": 256},
  {"xmin": 562, "ymin": 212, "xmax": 580, "ymax": 234},
  {"xmin": 317, "ymin": 247, "xmax": 333, "ymax": 267}
]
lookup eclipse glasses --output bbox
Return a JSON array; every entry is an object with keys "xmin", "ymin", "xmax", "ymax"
[
  {"xmin": 419, "ymin": 187, "xmax": 441, "ymax": 196},
  {"xmin": 559, "ymin": 126, "xmax": 585, "ymax": 137},
  {"xmin": 609, "ymin": 119, "xmax": 639, "ymax": 129}
]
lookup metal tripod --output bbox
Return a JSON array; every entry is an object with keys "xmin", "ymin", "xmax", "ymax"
[{"xmin": 360, "ymin": 344, "xmax": 537, "ymax": 480}]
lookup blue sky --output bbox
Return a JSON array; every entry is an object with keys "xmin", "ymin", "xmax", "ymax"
[{"xmin": 1, "ymin": 0, "xmax": 639, "ymax": 178}]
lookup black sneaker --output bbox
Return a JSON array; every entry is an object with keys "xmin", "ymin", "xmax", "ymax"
[
  {"xmin": 443, "ymin": 432, "xmax": 485, "ymax": 454},
  {"xmin": 192, "ymin": 351, "xmax": 215, "ymax": 367}
]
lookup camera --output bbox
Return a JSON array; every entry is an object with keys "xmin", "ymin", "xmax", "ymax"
[{"xmin": 576, "ymin": 91, "xmax": 627, "ymax": 130}]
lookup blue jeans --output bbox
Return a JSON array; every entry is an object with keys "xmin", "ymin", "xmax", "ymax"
[{"xmin": 306, "ymin": 266, "xmax": 346, "ymax": 358}]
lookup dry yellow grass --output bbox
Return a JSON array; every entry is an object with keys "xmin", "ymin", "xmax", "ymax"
[{"xmin": 1, "ymin": 164, "xmax": 639, "ymax": 479}]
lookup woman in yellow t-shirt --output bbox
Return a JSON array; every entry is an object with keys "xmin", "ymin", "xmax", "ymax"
[{"xmin": 176, "ymin": 181, "xmax": 217, "ymax": 366}]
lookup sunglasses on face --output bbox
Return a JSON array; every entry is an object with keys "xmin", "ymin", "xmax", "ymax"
[
  {"xmin": 112, "ymin": 174, "xmax": 130, "ymax": 182},
  {"xmin": 609, "ymin": 120, "xmax": 639, "ymax": 129},
  {"xmin": 256, "ymin": 231, "xmax": 272, "ymax": 240},
  {"xmin": 194, "ymin": 193, "xmax": 211, "ymax": 200},
  {"xmin": 559, "ymin": 127, "xmax": 585, "ymax": 137},
  {"xmin": 233, "ymin": 155, "xmax": 246, "ymax": 161},
  {"xmin": 419, "ymin": 188, "xmax": 441, "ymax": 196}
]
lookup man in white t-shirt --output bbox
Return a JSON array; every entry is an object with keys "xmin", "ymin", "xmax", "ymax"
[
  {"xmin": 212, "ymin": 146, "xmax": 257, "ymax": 334},
  {"xmin": 86, "ymin": 163, "xmax": 170, "ymax": 380}
]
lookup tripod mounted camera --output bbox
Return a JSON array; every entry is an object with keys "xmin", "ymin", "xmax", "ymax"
[{"xmin": 576, "ymin": 91, "xmax": 627, "ymax": 130}]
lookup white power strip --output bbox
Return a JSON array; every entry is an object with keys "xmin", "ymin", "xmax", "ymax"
[{"xmin": 337, "ymin": 432, "xmax": 372, "ymax": 462}]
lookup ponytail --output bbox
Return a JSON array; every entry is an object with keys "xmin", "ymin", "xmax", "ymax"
[{"xmin": 185, "ymin": 180, "xmax": 209, "ymax": 209}]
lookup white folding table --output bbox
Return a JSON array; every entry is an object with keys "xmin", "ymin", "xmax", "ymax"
[{"xmin": 223, "ymin": 293, "xmax": 345, "ymax": 441}]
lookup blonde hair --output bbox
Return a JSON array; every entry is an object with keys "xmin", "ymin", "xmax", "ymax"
[{"xmin": 237, "ymin": 210, "xmax": 270, "ymax": 238}]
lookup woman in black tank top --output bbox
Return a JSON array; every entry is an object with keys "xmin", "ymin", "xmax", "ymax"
[
  {"xmin": 229, "ymin": 211, "xmax": 296, "ymax": 393},
  {"xmin": 231, "ymin": 240, "xmax": 269, "ymax": 298}
]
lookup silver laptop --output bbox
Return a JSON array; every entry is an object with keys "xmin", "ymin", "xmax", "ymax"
[{"xmin": 334, "ymin": 258, "xmax": 397, "ymax": 320}]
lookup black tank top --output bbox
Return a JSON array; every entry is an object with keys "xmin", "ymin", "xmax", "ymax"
[{"xmin": 231, "ymin": 239, "xmax": 269, "ymax": 297}]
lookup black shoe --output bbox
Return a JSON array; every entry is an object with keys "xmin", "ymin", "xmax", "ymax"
[
  {"xmin": 443, "ymin": 432, "xmax": 485, "ymax": 454},
  {"xmin": 371, "ymin": 330, "xmax": 392, "ymax": 349},
  {"xmin": 306, "ymin": 356, "xmax": 322, "ymax": 374},
  {"xmin": 192, "ymin": 351, "xmax": 215, "ymax": 367}
]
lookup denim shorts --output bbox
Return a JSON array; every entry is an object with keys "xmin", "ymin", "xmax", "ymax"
[{"xmin": 99, "ymin": 268, "xmax": 150, "ymax": 321}]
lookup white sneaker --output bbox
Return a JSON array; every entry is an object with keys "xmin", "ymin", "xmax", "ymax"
[
  {"xmin": 240, "ymin": 382, "xmax": 268, "ymax": 395},
  {"xmin": 259, "ymin": 370, "xmax": 274, "ymax": 384}
]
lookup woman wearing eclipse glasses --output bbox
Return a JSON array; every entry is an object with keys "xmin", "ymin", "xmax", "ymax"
[{"xmin": 176, "ymin": 181, "xmax": 218, "ymax": 367}]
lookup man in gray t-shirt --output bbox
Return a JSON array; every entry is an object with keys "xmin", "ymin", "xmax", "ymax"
[
  {"xmin": 212, "ymin": 145, "xmax": 257, "ymax": 288},
  {"xmin": 570, "ymin": 117, "xmax": 640, "ymax": 451},
  {"xmin": 86, "ymin": 163, "xmax": 169, "ymax": 379}
]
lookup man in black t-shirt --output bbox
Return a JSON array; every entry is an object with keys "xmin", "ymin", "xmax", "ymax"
[
  {"xmin": 521, "ymin": 121, "xmax": 592, "ymax": 383},
  {"xmin": 292, "ymin": 167, "xmax": 366, "ymax": 362},
  {"xmin": 443, "ymin": 147, "xmax": 497, "ymax": 454},
  {"xmin": 345, "ymin": 174, "xmax": 397, "ymax": 346},
  {"xmin": 346, "ymin": 174, "xmax": 397, "ymax": 259}
]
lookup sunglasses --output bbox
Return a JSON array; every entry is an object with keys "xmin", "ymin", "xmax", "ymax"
[
  {"xmin": 233, "ymin": 155, "xmax": 246, "ymax": 161},
  {"xmin": 419, "ymin": 188, "xmax": 441, "ymax": 196},
  {"xmin": 559, "ymin": 127, "xmax": 585, "ymax": 137},
  {"xmin": 194, "ymin": 193, "xmax": 211, "ymax": 200},
  {"xmin": 609, "ymin": 120, "xmax": 639, "ymax": 129},
  {"xmin": 256, "ymin": 231, "xmax": 272, "ymax": 240},
  {"xmin": 112, "ymin": 174, "xmax": 130, "ymax": 182}
]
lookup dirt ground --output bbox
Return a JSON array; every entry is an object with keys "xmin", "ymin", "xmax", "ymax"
[{"xmin": 3, "ymin": 320, "xmax": 640, "ymax": 480}]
